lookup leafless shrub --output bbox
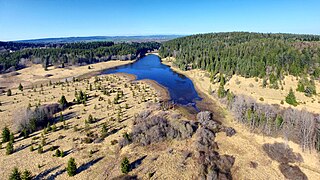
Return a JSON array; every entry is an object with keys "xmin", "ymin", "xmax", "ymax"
[
  {"xmin": 170, "ymin": 112, "xmax": 182, "ymax": 120},
  {"xmin": 14, "ymin": 103, "xmax": 61, "ymax": 133},
  {"xmin": 194, "ymin": 111, "xmax": 234, "ymax": 180},
  {"xmin": 279, "ymin": 163, "xmax": 307, "ymax": 180},
  {"xmin": 227, "ymin": 94, "xmax": 320, "ymax": 151},
  {"xmin": 224, "ymin": 127, "xmax": 236, "ymax": 137},
  {"xmin": 121, "ymin": 112, "xmax": 197, "ymax": 147},
  {"xmin": 133, "ymin": 115, "xmax": 196, "ymax": 146},
  {"xmin": 194, "ymin": 127, "xmax": 216, "ymax": 153},
  {"xmin": 196, "ymin": 111, "xmax": 212, "ymax": 124},
  {"xmin": 145, "ymin": 102, "xmax": 161, "ymax": 111},
  {"xmin": 262, "ymin": 143, "xmax": 303, "ymax": 164},
  {"xmin": 298, "ymin": 110, "xmax": 316, "ymax": 151}
]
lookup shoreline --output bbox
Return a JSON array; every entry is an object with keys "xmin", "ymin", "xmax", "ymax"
[
  {"xmin": 140, "ymin": 79, "xmax": 170, "ymax": 102},
  {"xmin": 158, "ymin": 55, "xmax": 320, "ymax": 179},
  {"xmin": 111, "ymin": 72, "xmax": 170, "ymax": 102},
  {"xmin": 160, "ymin": 56, "xmax": 225, "ymax": 116}
]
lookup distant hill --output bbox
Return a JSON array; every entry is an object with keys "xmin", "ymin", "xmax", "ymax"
[
  {"xmin": 15, "ymin": 35, "xmax": 185, "ymax": 44},
  {"xmin": 160, "ymin": 32, "xmax": 320, "ymax": 80}
]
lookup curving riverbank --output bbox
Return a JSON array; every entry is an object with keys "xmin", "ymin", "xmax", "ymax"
[{"xmin": 111, "ymin": 72, "xmax": 170, "ymax": 102}]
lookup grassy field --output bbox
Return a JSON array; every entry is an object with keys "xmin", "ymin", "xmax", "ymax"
[
  {"xmin": 0, "ymin": 60, "xmax": 134, "ymax": 90},
  {"xmin": 161, "ymin": 55, "xmax": 320, "ymax": 179},
  {"xmin": 0, "ymin": 71, "xmax": 197, "ymax": 179},
  {"xmin": 1, "ymin": 56, "xmax": 320, "ymax": 179}
]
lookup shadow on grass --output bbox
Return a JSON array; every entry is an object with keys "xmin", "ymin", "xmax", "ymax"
[
  {"xmin": 77, "ymin": 156, "xmax": 104, "ymax": 174},
  {"xmin": 14, "ymin": 143, "xmax": 32, "ymax": 153},
  {"xmin": 130, "ymin": 155, "xmax": 147, "ymax": 170},
  {"xmin": 34, "ymin": 165, "xmax": 61, "ymax": 180},
  {"xmin": 47, "ymin": 168, "xmax": 66, "ymax": 180}
]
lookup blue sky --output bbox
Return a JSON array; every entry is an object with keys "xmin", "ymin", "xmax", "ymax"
[{"xmin": 0, "ymin": 0, "xmax": 319, "ymax": 41}]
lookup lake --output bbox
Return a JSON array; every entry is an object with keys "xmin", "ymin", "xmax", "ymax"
[{"xmin": 102, "ymin": 54, "xmax": 202, "ymax": 108}]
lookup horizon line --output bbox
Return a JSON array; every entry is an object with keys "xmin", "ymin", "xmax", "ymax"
[{"xmin": 3, "ymin": 31, "xmax": 320, "ymax": 42}]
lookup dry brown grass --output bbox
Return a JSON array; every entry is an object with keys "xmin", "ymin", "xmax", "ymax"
[
  {"xmin": 0, "ymin": 60, "xmax": 134, "ymax": 90},
  {"xmin": 0, "ymin": 73, "xmax": 180, "ymax": 179},
  {"xmin": 161, "ymin": 56, "xmax": 320, "ymax": 179}
]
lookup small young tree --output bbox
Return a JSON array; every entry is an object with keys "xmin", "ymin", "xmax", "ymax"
[
  {"xmin": 285, "ymin": 88, "xmax": 298, "ymax": 106},
  {"xmin": 88, "ymin": 114, "xmax": 94, "ymax": 124},
  {"xmin": 58, "ymin": 95, "xmax": 68, "ymax": 109},
  {"xmin": 2, "ymin": 126, "xmax": 10, "ymax": 143},
  {"xmin": 67, "ymin": 157, "xmax": 77, "ymax": 177},
  {"xmin": 101, "ymin": 124, "xmax": 108, "ymax": 138},
  {"xmin": 18, "ymin": 83, "xmax": 23, "ymax": 91},
  {"xmin": 217, "ymin": 85, "xmax": 226, "ymax": 98},
  {"xmin": 121, "ymin": 157, "xmax": 130, "ymax": 174},
  {"xmin": 10, "ymin": 132, "xmax": 15, "ymax": 143},
  {"xmin": 21, "ymin": 169, "xmax": 32, "ymax": 180},
  {"xmin": 6, "ymin": 141, "xmax": 14, "ymax": 155},
  {"xmin": 9, "ymin": 167, "xmax": 21, "ymax": 180},
  {"xmin": 208, "ymin": 85, "xmax": 212, "ymax": 94},
  {"xmin": 55, "ymin": 149, "xmax": 61, "ymax": 157},
  {"xmin": 275, "ymin": 115, "xmax": 283, "ymax": 129},
  {"xmin": 59, "ymin": 112, "xmax": 64, "ymax": 122},
  {"xmin": 37, "ymin": 145, "xmax": 43, "ymax": 154},
  {"xmin": 7, "ymin": 89, "xmax": 12, "ymax": 96}
]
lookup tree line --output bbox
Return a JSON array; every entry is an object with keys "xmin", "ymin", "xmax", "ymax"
[
  {"xmin": 159, "ymin": 32, "xmax": 320, "ymax": 84},
  {"xmin": 224, "ymin": 93, "xmax": 320, "ymax": 152},
  {"xmin": 0, "ymin": 41, "xmax": 160, "ymax": 72}
]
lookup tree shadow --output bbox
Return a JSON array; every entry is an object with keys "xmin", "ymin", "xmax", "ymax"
[
  {"xmin": 107, "ymin": 127, "xmax": 124, "ymax": 136},
  {"xmin": 60, "ymin": 111, "xmax": 77, "ymax": 122},
  {"xmin": 77, "ymin": 156, "xmax": 104, "ymax": 174},
  {"xmin": 14, "ymin": 130, "xmax": 42, "ymax": 143},
  {"xmin": 43, "ymin": 145, "xmax": 60, "ymax": 154},
  {"xmin": 34, "ymin": 165, "xmax": 61, "ymax": 180},
  {"xmin": 14, "ymin": 143, "xmax": 31, "ymax": 153},
  {"xmin": 46, "ymin": 168, "xmax": 66, "ymax": 180},
  {"xmin": 63, "ymin": 148, "xmax": 74, "ymax": 157},
  {"xmin": 130, "ymin": 155, "xmax": 147, "ymax": 170},
  {"xmin": 119, "ymin": 115, "xmax": 132, "ymax": 123}
]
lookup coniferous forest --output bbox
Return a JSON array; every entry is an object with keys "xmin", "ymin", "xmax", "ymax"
[
  {"xmin": 0, "ymin": 41, "xmax": 160, "ymax": 72},
  {"xmin": 159, "ymin": 32, "xmax": 320, "ymax": 80}
]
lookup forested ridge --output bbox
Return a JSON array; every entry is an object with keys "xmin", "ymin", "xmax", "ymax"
[
  {"xmin": 160, "ymin": 32, "xmax": 320, "ymax": 152},
  {"xmin": 159, "ymin": 32, "xmax": 320, "ymax": 80},
  {"xmin": 0, "ymin": 41, "xmax": 160, "ymax": 72}
]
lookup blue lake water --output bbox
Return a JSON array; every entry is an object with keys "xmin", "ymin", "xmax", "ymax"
[{"xmin": 102, "ymin": 54, "xmax": 202, "ymax": 107}]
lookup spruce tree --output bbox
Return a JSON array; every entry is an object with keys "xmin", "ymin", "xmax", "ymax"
[
  {"xmin": 9, "ymin": 132, "xmax": 14, "ymax": 143},
  {"xmin": 21, "ymin": 169, "xmax": 32, "ymax": 180},
  {"xmin": 7, "ymin": 89, "xmax": 12, "ymax": 96},
  {"xmin": 58, "ymin": 95, "xmax": 68, "ymax": 109},
  {"xmin": 6, "ymin": 141, "xmax": 14, "ymax": 155},
  {"xmin": 9, "ymin": 167, "xmax": 21, "ymax": 180},
  {"xmin": 2, "ymin": 126, "xmax": 10, "ymax": 143},
  {"xmin": 285, "ymin": 88, "xmax": 298, "ymax": 106},
  {"xmin": 18, "ymin": 83, "xmax": 23, "ymax": 91},
  {"xmin": 121, "ymin": 157, "xmax": 130, "ymax": 174},
  {"xmin": 67, "ymin": 157, "xmax": 77, "ymax": 176}
]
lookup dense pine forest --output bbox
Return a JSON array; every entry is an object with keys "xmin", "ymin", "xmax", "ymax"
[
  {"xmin": 0, "ymin": 41, "xmax": 160, "ymax": 72},
  {"xmin": 160, "ymin": 32, "xmax": 320, "ymax": 152},
  {"xmin": 159, "ymin": 32, "xmax": 320, "ymax": 81}
]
